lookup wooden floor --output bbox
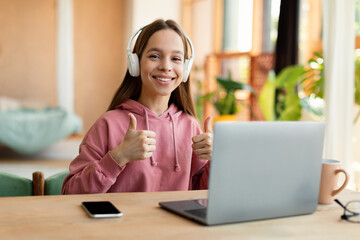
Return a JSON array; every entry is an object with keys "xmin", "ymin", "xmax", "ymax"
[
  {"xmin": 0, "ymin": 158, "xmax": 70, "ymax": 168},
  {"xmin": 0, "ymin": 140, "xmax": 77, "ymax": 178},
  {"xmin": 0, "ymin": 143, "xmax": 72, "ymax": 168}
]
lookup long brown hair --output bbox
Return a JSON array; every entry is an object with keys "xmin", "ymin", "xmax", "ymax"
[{"xmin": 107, "ymin": 19, "xmax": 196, "ymax": 118}]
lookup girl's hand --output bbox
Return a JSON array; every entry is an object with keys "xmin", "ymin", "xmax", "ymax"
[
  {"xmin": 192, "ymin": 116, "xmax": 213, "ymax": 160},
  {"xmin": 110, "ymin": 113, "xmax": 156, "ymax": 166}
]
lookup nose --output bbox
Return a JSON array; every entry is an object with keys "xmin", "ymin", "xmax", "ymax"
[{"xmin": 159, "ymin": 58, "xmax": 172, "ymax": 72}]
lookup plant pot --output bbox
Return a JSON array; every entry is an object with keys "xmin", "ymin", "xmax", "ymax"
[{"xmin": 215, "ymin": 115, "xmax": 237, "ymax": 122}]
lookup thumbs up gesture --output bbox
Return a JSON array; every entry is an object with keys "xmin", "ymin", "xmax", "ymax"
[
  {"xmin": 110, "ymin": 113, "xmax": 156, "ymax": 167},
  {"xmin": 192, "ymin": 116, "xmax": 213, "ymax": 160}
]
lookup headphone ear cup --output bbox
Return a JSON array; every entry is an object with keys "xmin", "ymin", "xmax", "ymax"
[
  {"xmin": 182, "ymin": 59, "xmax": 193, "ymax": 82},
  {"xmin": 128, "ymin": 53, "xmax": 140, "ymax": 77}
]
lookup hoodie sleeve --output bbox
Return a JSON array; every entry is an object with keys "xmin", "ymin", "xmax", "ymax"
[
  {"xmin": 189, "ymin": 120, "xmax": 210, "ymax": 190},
  {"xmin": 191, "ymin": 156, "xmax": 210, "ymax": 190},
  {"xmin": 62, "ymin": 115, "xmax": 125, "ymax": 194}
]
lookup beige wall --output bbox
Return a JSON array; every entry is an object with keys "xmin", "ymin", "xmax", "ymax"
[
  {"xmin": 190, "ymin": 0, "xmax": 214, "ymax": 67},
  {"xmin": 0, "ymin": 0, "xmax": 126, "ymax": 132},
  {"xmin": 0, "ymin": 0, "xmax": 215, "ymax": 133},
  {"xmin": 0, "ymin": 0, "xmax": 57, "ymax": 106},
  {"xmin": 73, "ymin": 0, "xmax": 126, "ymax": 131}
]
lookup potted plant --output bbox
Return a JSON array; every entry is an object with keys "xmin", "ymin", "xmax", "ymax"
[
  {"xmin": 258, "ymin": 65, "xmax": 308, "ymax": 121},
  {"xmin": 197, "ymin": 73, "xmax": 254, "ymax": 122}
]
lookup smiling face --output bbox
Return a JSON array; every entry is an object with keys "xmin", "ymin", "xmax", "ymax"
[{"xmin": 138, "ymin": 29, "xmax": 185, "ymax": 106}]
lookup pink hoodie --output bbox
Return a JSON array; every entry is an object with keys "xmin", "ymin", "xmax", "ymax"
[{"xmin": 62, "ymin": 99, "xmax": 209, "ymax": 194}]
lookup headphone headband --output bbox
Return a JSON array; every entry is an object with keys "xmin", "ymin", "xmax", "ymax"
[
  {"xmin": 127, "ymin": 26, "xmax": 145, "ymax": 55},
  {"xmin": 127, "ymin": 25, "xmax": 194, "ymax": 82},
  {"xmin": 185, "ymin": 34, "xmax": 195, "ymax": 65}
]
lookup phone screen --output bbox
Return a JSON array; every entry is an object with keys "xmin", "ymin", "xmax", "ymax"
[{"xmin": 82, "ymin": 201, "xmax": 123, "ymax": 218}]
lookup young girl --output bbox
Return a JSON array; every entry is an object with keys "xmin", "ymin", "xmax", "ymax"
[{"xmin": 62, "ymin": 19, "xmax": 212, "ymax": 194}]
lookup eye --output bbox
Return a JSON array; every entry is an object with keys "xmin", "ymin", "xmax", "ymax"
[
  {"xmin": 149, "ymin": 54, "xmax": 160, "ymax": 59},
  {"xmin": 172, "ymin": 56, "xmax": 183, "ymax": 62}
]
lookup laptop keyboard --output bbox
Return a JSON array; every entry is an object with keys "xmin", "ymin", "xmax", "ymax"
[{"xmin": 185, "ymin": 208, "xmax": 207, "ymax": 219}]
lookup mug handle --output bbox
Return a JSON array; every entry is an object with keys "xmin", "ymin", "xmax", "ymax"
[{"xmin": 331, "ymin": 169, "xmax": 349, "ymax": 196}]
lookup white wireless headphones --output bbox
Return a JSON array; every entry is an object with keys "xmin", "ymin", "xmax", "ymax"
[{"xmin": 126, "ymin": 26, "xmax": 195, "ymax": 83}]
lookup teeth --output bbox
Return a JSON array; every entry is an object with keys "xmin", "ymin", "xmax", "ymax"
[{"xmin": 156, "ymin": 77, "xmax": 172, "ymax": 82}]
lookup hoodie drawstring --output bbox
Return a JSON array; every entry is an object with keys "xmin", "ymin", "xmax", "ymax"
[
  {"xmin": 144, "ymin": 109, "xmax": 157, "ymax": 166},
  {"xmin": 168, "ymin": 112, "xmax": 181, "ymax": 172},
  {"xmin": 143, "ymin": 109, "xmax": 180, "ymax": 172}
]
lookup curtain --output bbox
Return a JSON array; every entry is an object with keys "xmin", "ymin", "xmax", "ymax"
[
  {"xmin": 322, "ymin": 1, "xmax": 355, "ymax": 178},
  {"xmin": 57, "ymin": 0, "xmax": 74, "ymax": 113},
  {"xmin": 273, "ymin": 0, "xmax": 300, "ymax": 119},
  {"xmin": 274, "ymin": 0, "xmax": 300, "ymax": 74}
]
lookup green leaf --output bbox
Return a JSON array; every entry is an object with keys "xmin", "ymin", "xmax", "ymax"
[
  {"xmin": 258, "ymin": 70, "xmax": 276, "ymax": 121},
  {"xmin": 355, "ymin": 55, "xmax": 360, "ymax": 105},
  {"xmin": 275, "ymin": 65, "xmax": 306, "ymax": 88},
  {"xmin": 212, "ymin": 72, "xmax": 254, "ymax": 115},
  {"xmin": 216, "ymin": 78, "xmax": 254, "ymax": 93},
  {"xmin": 277, "ymin": 92, "xmax": 302, "ymax": 121}
]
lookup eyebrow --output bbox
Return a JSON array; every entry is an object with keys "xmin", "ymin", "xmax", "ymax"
[{"xmin": 146, "ymin": 48, "xmax": 184, "ymax": 55}]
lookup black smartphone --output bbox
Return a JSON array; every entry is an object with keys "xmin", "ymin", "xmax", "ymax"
[{"xmin": 81, "ymin": 201, "xmax": 123, "ymax": 218}]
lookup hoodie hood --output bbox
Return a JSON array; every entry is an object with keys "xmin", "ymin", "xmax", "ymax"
[
  {"xmin": 117, "ymin": 99, "xmax": 183, "ymax": 172},
  {"xmin": 117, "ymin": 99, "xmax": 182, "ymax": 119}
]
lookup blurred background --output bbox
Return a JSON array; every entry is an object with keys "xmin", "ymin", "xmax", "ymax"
[{"xmin": 1, "ymin": 0, "xmax": 360, "ymax": 190}]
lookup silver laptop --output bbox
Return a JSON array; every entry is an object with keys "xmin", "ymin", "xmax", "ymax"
[{"xmin": 159, "ymin": 121, "xmax": 325, "ymax": 225}]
